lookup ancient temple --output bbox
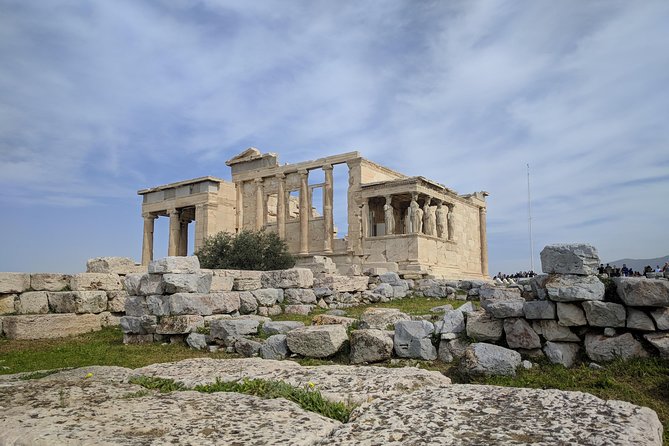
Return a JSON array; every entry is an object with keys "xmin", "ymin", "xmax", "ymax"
[{"xmin": 137, "ymin": 148, "xmax": 489, "ymax": 279}]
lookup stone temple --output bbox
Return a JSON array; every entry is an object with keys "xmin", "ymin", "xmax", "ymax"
[{"xmin": 138, "ymin": 148, "xmax": 489, "ymax": 279}]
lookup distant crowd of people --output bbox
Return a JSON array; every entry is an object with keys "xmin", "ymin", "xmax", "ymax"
[
  {"xmin": 493, "ymin": 271, "xmax": 537, "ymax": 280},
  {"xmin": 597, "ymin": 262, "xmax": 669, "ymax": 277}
]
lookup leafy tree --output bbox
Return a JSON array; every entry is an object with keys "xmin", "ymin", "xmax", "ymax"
[{"xmin": 195, "ymin": 229, "xmax": 295, "ymax": 271}]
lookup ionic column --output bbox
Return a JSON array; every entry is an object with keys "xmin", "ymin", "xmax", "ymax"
[
  {"xmin": 276, "ymin": 173, "xmax": 287, "ymax": 239},
  {"xmin": 361, "ymin": 200, "xmax": 369, "ymax": 238},
  {"xmin": 179, "ymin": 219, "xmax": 189, "ymax": 256},
  {"xmin": 479, "ymin": 206, "xmax": 489, "ymax": 276},
  {"xmin": 235, "ymin": 181, "xmax": 243, "ymax": 232},
  {"xmin": 141, "ymin": 213, "xmax": 156, "ymax": 265},
  {"xmin": 299, "ymin": 169, "xmax": 309, "ymax": 254},
  {"xmin": 323, "ymin": 164, "xmax": 334, "ymax": 253},
  {"xmin": 255, "ymin": 178, "xmax": 265, "ymax": 230},
  {"xmin": 168, "ymin": 209, "xmax": 181, "ymax": 256}
]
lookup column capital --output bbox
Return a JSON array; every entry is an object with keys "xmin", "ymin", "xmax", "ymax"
[
  {"xmin": 479, "ymin": 206, "xmax": 487, "ymax": 214},
  {"xmin": 168, "ymin": 208, "xmax": 179, "ymax": 216},
  {"xmin": 275, "ymin": 172, "xmax": 286, "ymax": 179},
  {"xmin": 298, "ymin": 169, "xmax": 309, "ymax": 177},
  {"xmin": 254, "ymin": 177, "xmax": 264, "ymax": 184},
  {"xmin": 322, "ymin": 163, "xmax": 333, "ymax": 171},
  {"xmin": 142, "ymin": 213, "xmax": 157, "ymax": 220}
]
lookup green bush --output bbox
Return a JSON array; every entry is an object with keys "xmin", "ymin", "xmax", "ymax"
[{"xmin": 195, "ymin": 229, "xmax": 295, "ymax": 271}]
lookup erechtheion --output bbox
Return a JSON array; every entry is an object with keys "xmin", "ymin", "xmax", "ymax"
[{"xmin": 138, "ymin": 148, "xmax": 489, "ymax": 279}]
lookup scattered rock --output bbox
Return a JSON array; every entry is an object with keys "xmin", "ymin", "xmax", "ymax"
[
  {"xmin": 312, "ymin": 314, "xmax": 356, "ymax": 328},
  {"xmin": 614, "ymin": 277, "xmax": 669, "ymax": 307},
  {"xmin": 261, "ymin": 321, "xmax": 304, "ymax": 336},
  {"xmin": 462, "ymin": 343, "xmax": 522, "ymax": 376},
  {"xmin": 186, "ymin": 332, "xmax": 207, "ymax": 350},
  {"xmin": 393, "ymin": 320, "xmax": 437, "ymax": 360},
  {"xmin": 545, "ymin": 274, "xmax": 605, "ymax": 302},
  {"xmin": 466, "ymin": 310, "xmax": 503, "ymax": 342},
  {"xmin": 259, "ymin": 334, "xmax": 289, "ymax": 360},
  {"xmin": 350, "ymin": 329, "xmax": 394, "ymax": 364},
  {"xmin": 585, "ymin": 333, "xmax": 649, "ymax": 362},
  {"xmin": 644, "ymin": 332, "xmax": 669, "ymax": 358},
  {"xmin": 358, "ymin": 307, "xmax": 409, "ymax": 330},
  {"xmin": 504, "ymin": 318, "xmax": 541, "ymax": 349},
  {"xmin": 543, "ymin": 341, "xmax": 580, "ymax": 367},
  {"xmin": 540, "ymin": 243, "xmax": 600, "ymax": 275},
  {"xmin": 210, "ymin": 318, "xmax": 259, "ymax": 344},
  {"xmin": 235, "ymin": 338, "xmax": 263, "ymax": 357},
  {"xmin": 286, "ymin": 325, "xmax": 348, "ymax": 358}
]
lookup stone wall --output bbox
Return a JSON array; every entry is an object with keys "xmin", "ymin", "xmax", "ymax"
[{"xmin": 0, "ymin": 257, "xmax": 143, "ymax": 340}]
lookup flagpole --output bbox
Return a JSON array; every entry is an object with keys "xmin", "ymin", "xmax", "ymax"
[{"xmin": 527, "ymin": 163, "xmax": 534, "ymax": 272}]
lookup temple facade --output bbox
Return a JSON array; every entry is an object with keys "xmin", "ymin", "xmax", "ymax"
[{"xmin": 138, "ymin": 148, "xmax": 489, "ymax": 279}]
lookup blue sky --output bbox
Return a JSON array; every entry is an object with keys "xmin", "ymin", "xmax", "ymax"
[{"xmin": 1, "ymin": 0, "xmax": 668, "ymax": 274}]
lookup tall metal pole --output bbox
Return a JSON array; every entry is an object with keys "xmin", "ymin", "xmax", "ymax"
[{"xmin": 527, "ymin": 163, "xmax": 535, "ymax": 272}]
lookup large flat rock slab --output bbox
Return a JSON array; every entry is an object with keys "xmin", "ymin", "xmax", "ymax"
[
  {"xmin": 133, "ymin": 358, "xmax": 451, "ymax": 404},
  {"xmin": 322, "ymin": 384, "xmax": 663, "ymax": 446}
]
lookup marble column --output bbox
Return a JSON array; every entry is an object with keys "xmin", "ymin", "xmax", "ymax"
[
  {"xmin": 361, "ymin": 200, "xmax": 369, "ymax": 238},
  {"xmin": 276, "ymin": 173, "xmax": 287, "ymax": 239},
  {"xmin": 323, "ymin": 164, "xmax": 334, "ymax": 253},
  {"xmin": 179, "ymin": 219, "xmax": 189, "ymax": 256},
  {"xmin": 168, "ymin": 209, "xmax": 181, "ymax": 256},
  {"xmin": 141, "ymin": 213, "xmax": 156, "ymax": 265},
  {"xmin": 235, "ymin": 181, "xmax": 244, "ymax": 232},
  {"xmin": 255, "ymin": 178, "xmax": 265, "ymax": 230},
  {"xmin": 479, "ymin": 206, "xmax": 489, "ymax": 276},
  {"xmin": 299, "ymin": 169, "xmax": 309, "ymax": 254}
]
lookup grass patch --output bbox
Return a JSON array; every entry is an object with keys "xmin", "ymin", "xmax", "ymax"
[
  {"xmin": 0, "ymin": 326, "xmax": 237, "ymax": 375},
  {"xmin": 128, "ymin": 376, "xmax": 187, "ymax": 392}
]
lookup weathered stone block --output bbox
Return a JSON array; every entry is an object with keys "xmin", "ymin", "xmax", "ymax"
[
  {"xmin": 261, "ymin": 321, "xmax": 304, "ymax": 336},
  {"xmin": 15, "ymin": 291, "xmax": 49, "ymax": 314},
  {"xmin": 251, "ymin": 288, "xmax": 283, "ymax": 306},
  {"xmin": 286, "ymin": 325, "xmax": 348, "ymax": 358},
  {"xmin": 350, "ymin": 329, "xmax": 394, "ymax": 364},
  {"xmin": 186, "ymin": 332, "xmax": 207, "ymax": 350},
  {"xmin": 122, "ymin": 273, "xmax": 143, "ymax": 295},
  {"xmin": 543, "ymin": 341, "xmax": 580, "ymax": 367},
  {"xmin": 210, "ymin": 318, "xmax": 259, "ymax": 343},
  {"xmin": 123, "ymin": 333, "xmax": 154, "ymax": 344},
  {"xmin": 209, "ymin": 274, "xmax": 234, "ymax": 292},
  {"xmin": 585, "ymin": 333, "xmax": 648, "ymax": 362},
  {"xmin": 30, "ymin": 273, "xmax": 70, "ymax": 291},
  {"xmin": 650, "ymin": 308, "xmax": 669, "ymax": 330},
  {"xmin": 261, "ymin": 268, "xmax": 314, "ymax": 289},
  {"xmin": 86, "ymin": 257, "xmax": 144, "ymax": 275},
  {"xmin": 124, "ymin": 295, "xmax": 148, "ymax": 317},
  {"xmin": 233, "ymin": 276, "xmax": 262, "ymax": 291},
  {"xmin": 69, "ymin": 273, "xmax": 122, "ymax": 291},
  {"xmin": 260, "ymin": 334, "xmax": 289, "ymax": 360},
  {"xmin": 137, "ymin": 274, "xmax": 164, "ymax": 296},
  {"xmin": 540, "ymin": 244, "xmax": 600, "ymax": 275},
  {"xmin": 318, "ymin": 274, "xmax": 369, "ymax": 292},
  {"xmin": 145, "ymin": 295, "xmax": 169, "ymax": 316},
  {"xmin": 120, "ymin": 315, "xmax": 157, "ymax": 334},
  {"xmin": 235, "ymin": 338, "xmax": 263, "ymax": 357},
  {"xmin": 626, "ymin": 308, "xmax": 656, "ymax": 331},
  {"xmin": 394, "ymin": 320, "xmax": 437, "ymax": 360},
  {"xmin": 106, "ymin": 290, "xmax": 128, "ymax": 313},
  {"xmin": 48, "ymin": 291, "xmax": 108, "ymax": 314},
  {"xmin": 257, "ymin": 305, "xmax": 283, "ymax": 317},
  {"xmin": 239, "ymin": 292, "xmax": 258, "ymax": 314},
  {"xmin": 358, "ymin": 307, "xmax": 409, "ymax": 330},
  {"xmin": 169, "ymin": 292, "xmax": 241, "ymax": 315},
  {"xmin": 556, "ymin": 302, "xmax": 587, "ymax": 326},
  {"xmin": 582, "ymin": 301, "xmax": 626, "ymax": 327},
  {"xmin": 532, "ymin": 320, "xmax": 580, "ymax": 342},
  {"xmin": 162, "ymin": 272, "xmax": 212, "ymax": 294},
  {"xmin": 644, "ymin": 332, "xmax": 669, "ymax": 358},
  {"xmin": 466, "ymin": 310, "xmax": 503, "ymax": 342},
  {"xmin": 504, "ymin": 318, "xmax": 541, "ymax": 349},
  {"xmin": 434, "ymin": 310, "xmax": 466, "ymax": 335},
  {"xmin": 100, "ymin": 311, "xmax": 121, "ymax": 327},
  {"xmin": 0, "ymin": 294, "xmax": 16, "ymax": 314},
  {"xmin": 3, "ymin": 313, "xmax": 102, "ymax": 340},
  {"xmin": 614, "ymin": 277, "xmax": 669, "ymax": 307},
  {"xmin": 284, "ymin": 288, "xmax": 317, "ymax": 305},
  {"xmin": 312, "ymin": 314, "xmax": 356, "ymax": 328},
  {"xmin": 462, "ymin": 342, "xmax": 522, "ymax": 376},
  {"xmin": 155, "ymin": 315, "xmax": 204, "ymax": 334},
  {"xmin": 523, "ymin": 301, "xmax": 556, "ymax": 320},
  {"xmin": 283, "ymin": 305, "xmax": 313, "ymax": 315},
  {"xmin": 148, "ymin": 256, "xmax": 200, "ymax": 274},
  {"xmin": 545, "ymin": 275, "xmax": 605, "ymax": 302},
  {"xmin": 481, "ymin": 298, "xmax": 525, "ymax": 318},
  {"xmin": 0, "ymin": 273, "xmax": 30, "ymax": 294},
  {"xmin": 478, "ymin": 285, "xmax": 522, "ymax": 300}
]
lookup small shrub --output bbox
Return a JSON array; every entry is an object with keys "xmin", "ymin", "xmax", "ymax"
[{"xmin": 196, "ymin": 229, "xmax": 295, "ymax": 271}]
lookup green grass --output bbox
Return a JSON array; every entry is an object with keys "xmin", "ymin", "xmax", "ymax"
[
  {"xmin": 128, "ymin": 375, "xmax": 356, "ymax": 422},
  {"xmin": 0, "ymin": 326, "xmax": 238, "ymax": 375}
]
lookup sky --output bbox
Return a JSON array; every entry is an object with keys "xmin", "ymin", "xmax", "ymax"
[{"xmin": 1, "ymin": 0, "xmax": 668, "ymax": 275}]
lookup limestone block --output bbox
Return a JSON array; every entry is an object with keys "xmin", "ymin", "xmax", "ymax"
[
  {"xmin": 650, "ymin": 308, "xmax": 669, "ymax": 330},
  {"xmin": 122, "ymin": 273, "xmax": 144, "ymax": 295},
  {"xmin": 466, "ymin": 311, "xmax": 503, "ymax": 342},
  {"xmin": 186, "ymin": 332, "xmax": 207, "ymax": 350},
  {"xmin": 283, "ymin": 305, "xmax": 313, "ymax": 315},
  {"xmin": 48, "ymin": 291, "xmax": 108, "ymax": 314},
  {"xmin": 100, "ymin": 311, "xmax": 121, "ymax": 327},
  {"xmin": 209, "ymin": 274, "xmax": 234, "ymax": 292},
  {"xmin": 235, "ymin": 338, "xmax": 263, "ymax": 357},
  {"xmin": 260, "ymin": 268, "xmax": 314, "ymax": 289},
  {"xmin": 445, "ymin": 338, "xmax": 470, "ymax": 359},
  {"xmin": 69, "ymin": 273, "xmax": 122, "ymax": 291},
  {"xmin": 0, "ymin": 294, "xmax": 16, "ymax": 314},
  {"xmin": 162, "ymin": 272, "xmax": 212, "ymax": 294},
  {"xmin": 233, "ymin": 277, "xmax": 261, "ymax": 291},
  {"xmin": 458, "ymin": 301, "xmax": 476, "ymax": 314},
  {"xmin": 585, "ymin": 333, "xmax": 648, "ymax": 362},
  {"xmin": 137, "ymin": 274, "xmax": 164, "ymax": 296},
  {"xmin": 556, "ymin": 302, "xmax": 587, "ymax": 326},
  {"xmin": 318, "ymin": 274, "xmax": 369, "ymax": 292},
  {"xmin": 86, "ymin": 257, "xmax": 144, "ymax": 275},
  {"xmin": 504, "ymin": 318, "xmax": 541, "ymax": 349},
  {"xmin": 543, "ymin": 341, "xmax": 580, "ymax": 368},
  {"xmin": 627, "ymin": 308, "xmax": 656, "ymax": 331},
  {"xmin": 261, "ymin": 321, "xmax": 304, "ymax": 336},
  {"xmin": 106, "ymin": 290, "xmax": 128, "ymax": 313},
  {"xmin": 438, "ymin": 341, "xmax": 454, "ymax": 363},
  {"xmin": 30, "ymin": 273, "xmax": 69, "ymax": 291},
  {"xmin": 394, "ymin": 320, "xmax": 437, "ymax": 360},
  {"xmin": 15, "ymin": 291, "xmax": 49, "ymax": 314},
  {"xmin": 434, "ymin": 310, "xmax": 465, "ymax": 336},
  {"xmin": 532, "ymin": 320, "xmax": 580, "ymax": 342},
  {"xmin": 148, "ymin": 256, "xmax": 200, "ymax": 274},
  {"xmin": 644, "ymin": 332, "xmax": 669, "ymax": 358},
  {"xmin": 614, "ymin": 277, "xmax": 669, "ymax": 307},
  {"xmin": 259, "ymin": 334, "xmax": 289, "ymax": 360},
  {"xmin": 156, "ymin": 315, "xmax": 204, "ymax": 334},
  {"xmin": 582, "ymin": 301, "xmax": 626, "ymax": 327},
  {"xmin": 350, "ymin": 329, "xmax": 394, "ymax": 364},
  {"xmin": 239, "ymin": 292, "xmax": 258, "ymax": 314},
  {"xmin": 0, "ymin": 273, "xmax": 30, "ymax": 294},
  {"xmin": 210, "ymin": 318, "xmax": 259, "ymax": 343},
  {"xmin": 284, "ymin": 288, "xmax": 317, "ymax": 305},
  {"xmin": 378, "ymin": 272, "xmax": 401, "ymax": 285},
  {"xmin": 257, "ymin": 305, "xmax": 283, "ymax": 317},
  {"xmin": 523, "ymin": 301, "xmax": 556, "ymax": 320},
  {"xmin": 146, "ymin": 295, "xmax": 170, "ymax": 316},
  {"xmin": 481, "ymin": 298, "xmax": 525, "ymax": 319},
  {"xmin": 251, "ymin": 288, "xmax": 283, "ymax": 306},
  {"xmin": 540, "ymin": 244, "xmax": 600, "ymax": 275},
  {"xmin": 124, "ymin": 295, "xmax": 148, "ymax": 317},
  {"xmin": 286, "ymin": 325, "xmax": 348, "ymax": 358},
  {"xmin": 123, "ymin": 333, "xmax": 154, "ymax": 344},
  {"xmin": 462, "ymin": 342, "xmax": 521, "ymax": 376},
  {"xmin": 358, "ymin": 308, "xmax": 410, "ymax": 330},
  {"xmin": 3, "ymin": 313, "xmax": 102, "ymax": 340},
  {"xmin": 312, "ymin": 314, "xmax": 356, "ymax": 328},
  {"xmin": 169, "ymin": 292, "xmax": 241, "ymax": 316},
  {"xmin": 120, "ymin": 315, "xmax": 157, "ymax": 334},
  {"xmin": 371, "ymin": 283, "xmax": 394, "ymax": 298},
  {"xmin": 545, "ymin": 274, "xmax": 605, "ymax": 302},
  {"xmin": 391, "ymin": 282, "xmax": 409, "ymax": 299},
  {"xmin": 478, "ymin": 285, "xmax": 522, "ymax": 300}
]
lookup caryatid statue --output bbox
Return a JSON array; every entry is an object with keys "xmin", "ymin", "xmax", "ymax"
[
  {"xmin": 423, "ymin": 197, "xmax": 437, "ymax": 236},
  {"xmin": 409, "ymin": 193, "xmax": 422, "ymax": 234},
  {"xmin": 383, "ymin": 195, "xmax": 395, "ymax": 235},
  {"xmin": 447, "ymin": 203, "xmax": 455, "ymax": 241},
  {"xmin": 404, "ymin": 206, "xmax": 412, "ymax": 234},
  {"xmin": 435, "ymin": 200, "xmax": 447, "ymax": 238}
]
